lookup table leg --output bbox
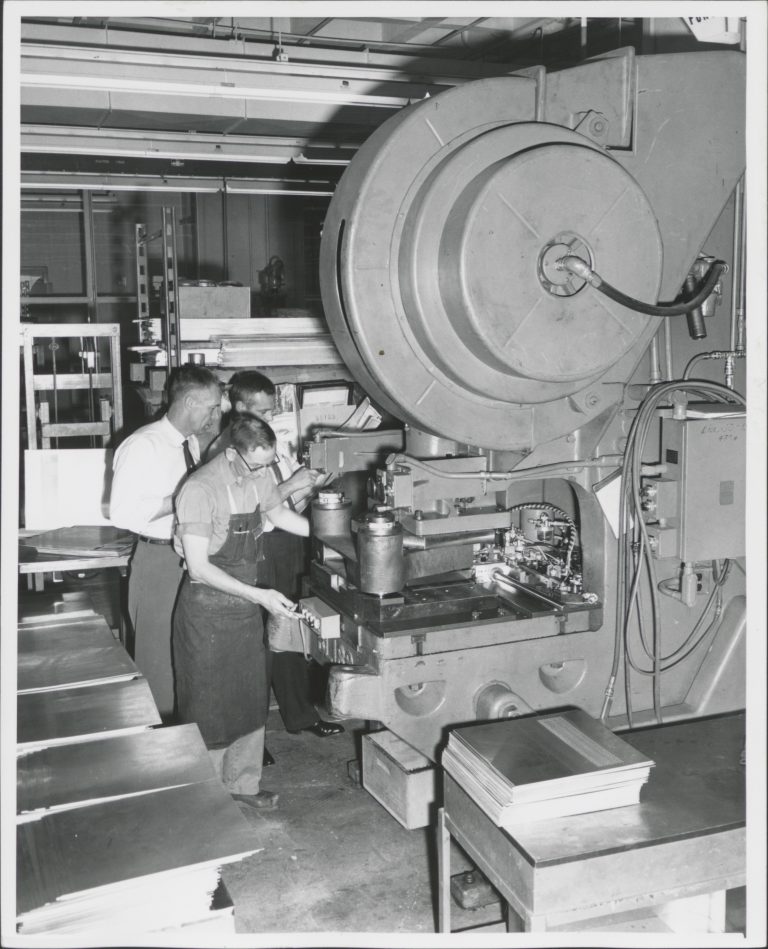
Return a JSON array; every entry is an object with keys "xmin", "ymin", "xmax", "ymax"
[
  {"xmin": 437, "ymin": 807, "xmax": 451, "ymax": 933},
  {"xmin": 525, "ymin": 914, "xmax": 548, "ymax": 932},
  {"xmin": 505, "ymin": 904, "xmax": 523, "ymax": 932},
  {"xmin": 657, "ymin": 890, "xmax": 727, "ymax": 933},
  {"xmin": 117, "ymin": 567, "xmax": 129, "ymax": 647}
]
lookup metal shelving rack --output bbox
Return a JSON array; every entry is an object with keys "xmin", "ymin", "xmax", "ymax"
[
  {"xmin": 21, "ymin": 323, "xmax": 123, "ymax": 449},
  {"xmin": 133, "ymin": 207, "xmax": 183, "ymax": 372}
]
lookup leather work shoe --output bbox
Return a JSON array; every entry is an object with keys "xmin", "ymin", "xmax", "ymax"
[
  {"xmin": 288, "ymin": 721, "xmax": 345, "ymax": 738},
  {"xmin": 231, "ymin": 790, "xmax": 279, "ymax": 811}
]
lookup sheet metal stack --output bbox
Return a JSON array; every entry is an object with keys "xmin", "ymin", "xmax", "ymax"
[
  {"xmin": 442, "ymin": 707, "xmax": 654, "ymax": 828},
  {"xmin": 17, "ymin": 604, "xmax": 160, "ymax": 750},
  {"xmin": 15, "ymin": 598, "xmax": 261, "ymax": 937}
]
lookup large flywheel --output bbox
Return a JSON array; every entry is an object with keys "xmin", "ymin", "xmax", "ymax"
[{"xmin": 320, "ymin": 77, "xmax": 663, "ymax": 450}]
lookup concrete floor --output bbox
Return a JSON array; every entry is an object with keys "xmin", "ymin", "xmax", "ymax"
[
  {"xmin": 18, "ymin": 578, "xmax": 746, "ymax": 938},
  {"xmin": 223, "ymin": 711, "xmax": 456, "ymax": 934},
  {"xmin": 222, "ymin": 709, "xmax": 747, "ymax": 937}
]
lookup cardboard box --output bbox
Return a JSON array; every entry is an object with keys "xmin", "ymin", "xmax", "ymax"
[
  {"xmin": 362, "ymin": 731, "xmax": 436, "ymax": 829},
  {"xmin": 178, "ymin": 286, "xmax": 250, "ymax": 320}
]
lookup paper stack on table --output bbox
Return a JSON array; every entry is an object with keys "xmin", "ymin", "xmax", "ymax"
[{"xmin": 442, "ymin": 707, "xmax": 654, "ymax": 828}]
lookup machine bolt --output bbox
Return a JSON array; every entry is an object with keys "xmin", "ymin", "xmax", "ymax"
[
  {"xmin": 585, "ymin": 393, "xmax": 600, "ymax": 408},
  {"xmin": 589, "ymin": 116, "xmax": 607, "ymax": 136}
]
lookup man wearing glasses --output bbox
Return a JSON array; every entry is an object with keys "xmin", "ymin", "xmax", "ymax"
[
  {"xmin": 207, "ymin": 371, "xmax": 345, "ymax": 742},
  {"xmin": 173, "ymin": 416, "xmax": 308, "ymax": 810}
]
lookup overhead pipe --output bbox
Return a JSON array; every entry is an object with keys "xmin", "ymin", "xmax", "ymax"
[
  {"xmin": 648, "ymin": 332, "xmax": 662, "ymax": 384},
  {"xmin": 402, "ymin": 530, "xmax": 497, "ymax": 551}
]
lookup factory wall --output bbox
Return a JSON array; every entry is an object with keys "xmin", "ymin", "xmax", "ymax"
[{"xmin": 195, "ymin": 192, "xmax": 328, "ymax": 315}]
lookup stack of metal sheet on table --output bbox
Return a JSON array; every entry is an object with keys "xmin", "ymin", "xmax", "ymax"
[
  {"xmin": 14, "ymin": 601, "xmax": 262, "ymax": 936},
  {"xmin": 17, "ymin": 605, "xmax": 158, "ymax": 751},
  {"xmin": 21, "ymin": 526, "xmax": 134, "ymax": 557},
  {"xmin": 18, "ymin": 612, "xmax": 138, "ymax": 694},
  {"xmin": 442, "ymin": 707, "xmax": 654, "ymax": 828}
]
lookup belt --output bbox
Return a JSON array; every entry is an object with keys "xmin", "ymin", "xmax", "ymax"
[{"xmin": 136, "ymin": 534, "xmax": 172, "ymax": 546}]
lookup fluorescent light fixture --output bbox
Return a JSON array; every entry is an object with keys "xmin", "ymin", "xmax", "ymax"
[
  {"xmin": 21, "ymin": 174, "xmax": 223, "ymax": 193},
  {"xmin": 225, "ymin": 180, "xmax": 334, "ymax": 197},
  {"xmin": 22, "ymin": 72, "xmax": 408, "ymax": 109},
  {"xmin": 295, "ymin": 152, "xmax": 352, "ymax": 167},
  {"xmin": 21, "ymin": 127, "xmax": 300, "ymax": 164},
  {"xmin": 21, "ymin": 173, "xmax": 335, "ymax": 196}
]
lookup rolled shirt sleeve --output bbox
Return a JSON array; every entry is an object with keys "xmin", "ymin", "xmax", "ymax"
[{"xmin": 175, "ymin": 480, "xmax": 216, "ymax": 541}]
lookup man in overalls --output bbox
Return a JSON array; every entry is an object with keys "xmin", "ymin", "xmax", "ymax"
[
  {"xmin": 173, "ymin": 416, "xmax": 309, "ymax": 810},
  {"xmin": 206, "ymin": 369, "xmax": 344, "ymax": 740}
]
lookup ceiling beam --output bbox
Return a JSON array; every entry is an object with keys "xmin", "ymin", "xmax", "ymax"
[
  {"xmin": 20, "ymin": 22, "xmax": 520, "ymax": 78},
  {"xmin": 431, "ymin": 18, "xmax": 489, "ymax": 47},
  {"xmin": 382, "ymin": 18, "xmax": 448, "ymax": 43},
  {"xmin": 299, "ymin": 18, "xmax": 336, "ymax": 40}
]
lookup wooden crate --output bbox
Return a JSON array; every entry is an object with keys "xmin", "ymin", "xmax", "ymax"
[{"xmin": 362, "ymin": 731, "xmax": 436, "ymax": 830}]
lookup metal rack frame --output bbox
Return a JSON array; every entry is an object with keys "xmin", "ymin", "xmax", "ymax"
[
  {"xmin": 21, "ymin": 323, "xmax": 123, "ymax": 449},
  {"xmin": 133, "ymin": 207, "xmax": 183, "ymax": 374}
]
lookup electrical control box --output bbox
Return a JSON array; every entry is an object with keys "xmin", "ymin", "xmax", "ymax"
[{"xmin": 655, "ymin": 411, "xmax": 746, "ymax": 561}]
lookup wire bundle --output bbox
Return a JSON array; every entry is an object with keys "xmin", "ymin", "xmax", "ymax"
[
  {"xmin": 506, "ymin": 502, "xmax": 578, "ymax": 576},
  {"xmin": 601, "ymin": 380, "xmax": 746, "ymax": 725}
]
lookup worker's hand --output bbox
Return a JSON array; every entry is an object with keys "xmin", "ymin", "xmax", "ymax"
[
  {"xmin": 313, "ymin": 469, "xmax": 336, "ymax": 489},
  {"xmin": 261, "ymin": 589, "xmax": 298, "ymax": 618},
  {"xmin": 284, "ymin": 466, "xmax": 322, "ymax": 494}
]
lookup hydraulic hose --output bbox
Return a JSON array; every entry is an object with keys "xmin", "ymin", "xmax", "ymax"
[{"xmin": 559, "ymin": 256, "xmax": 727, "ymax": 318}]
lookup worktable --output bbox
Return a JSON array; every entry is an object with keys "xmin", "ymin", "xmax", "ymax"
[
  {"xmin": 19, "ymin": 527, "xmax": 134, "ymax": 584},
  {"xmin": 18, "ymin": 526, "xmax": 134, "ymax": 640},
  {"xmin": 438, "ymin": 713, "xmax": 745, "ymax": 933}
]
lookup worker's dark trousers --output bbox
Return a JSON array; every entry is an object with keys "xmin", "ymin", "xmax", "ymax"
[{"xmin": 268, "ymin": 649, "xmax": 317, "ymax": 732}]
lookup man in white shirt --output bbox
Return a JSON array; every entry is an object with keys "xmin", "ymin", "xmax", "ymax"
[{"xmin": 110, "ymin": 364, "xmax": 222, "ymax": 717}]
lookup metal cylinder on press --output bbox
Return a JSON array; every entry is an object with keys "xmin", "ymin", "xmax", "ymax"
[
  {"xmin": 311, "ymin": 490, "xmax": 353, "ymax": 537},
  {"xmin": 356, "ymin": 511, "xmax": 404, "ymax": 596}
]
